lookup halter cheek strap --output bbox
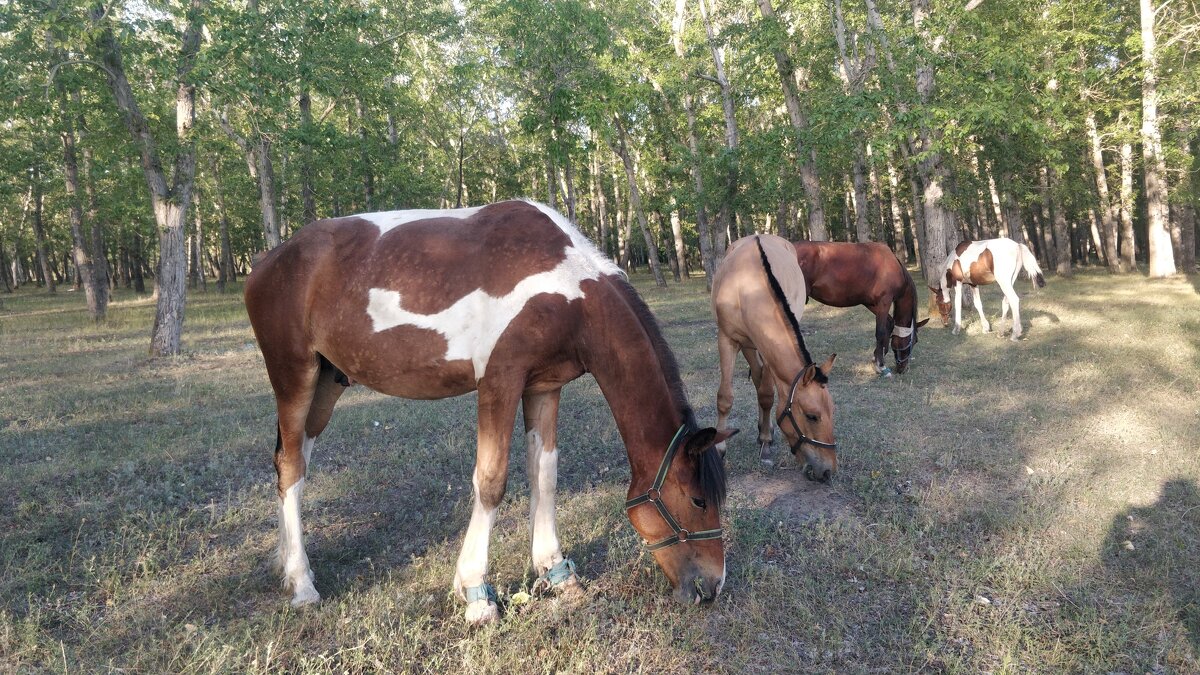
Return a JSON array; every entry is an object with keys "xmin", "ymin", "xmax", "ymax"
[
  {"xmin": 776, "ymin": 370, "xmax": 838, "ymax": 455},
  {"xmin": 891, "ymin": 322, "xmax": 916, "ymax": 366},
  {"xmin": 624, "ymin": 425, "xmax": 723, "ymax": 551}
]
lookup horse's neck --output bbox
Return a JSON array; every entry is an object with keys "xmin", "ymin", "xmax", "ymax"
[
  {"xmin": 894, "ymin": 277, "xmax": 917, "ymax": 327},
  {"xmin": 580, "ymin": 282, "xmax": 685, "ymax": 491}
]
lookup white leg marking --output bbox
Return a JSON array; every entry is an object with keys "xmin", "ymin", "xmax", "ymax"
[
  {"xmin": 278, "ymin": 477, "xmax": 320, "ymax": 607},
  {"xmin": 970, "ymin": 285, "xmax": 990, "ymax": 333},
  {"xmin": 953, "ymin": 284, "xmax": 964, "ymax": 334},
  {"xmin": 301, "ymin": 433, "xmax": 314, "ymax": 466},
  {"xmin": 454, "ymin": 473, "xmax": 498, "ymax": 602},
  {"xmin": 998, "ymin": 277, "xmax": 1022, "ymax": 339},
  {"xmin": 526, "ymin": 430, "xmax": 562, "ymax": 573}
]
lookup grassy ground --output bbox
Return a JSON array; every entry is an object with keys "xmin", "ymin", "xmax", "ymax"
[{"xmin": 1, "ymin": 268, "xmax": 1197, "ymax": 673}]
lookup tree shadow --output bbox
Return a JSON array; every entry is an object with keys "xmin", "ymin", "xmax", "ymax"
[{"xmin": 1102, "ymin": 478, "xmax": 1200, "ymax": 653}]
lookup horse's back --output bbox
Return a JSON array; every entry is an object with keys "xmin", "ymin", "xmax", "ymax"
[
  {"xmin": 792, "ymin": 240, "xmax": 905, "ymax": 308},
  {"xmin": 713, "ymin": 235, "xmax": 806, "ymax": 341}
]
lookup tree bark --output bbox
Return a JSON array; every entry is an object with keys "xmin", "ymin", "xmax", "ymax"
[
  {"xmin": 1085, "ymin": 112, "xmax": 1121, "ymax": 272},
  {"xmin": 1037, "ymin": 166, "xmax": 1057, "ymax": 267},
  {"xmin": 612, "ymin": 117, "xmax": 665, "ymax": 287},
  {"xmin": 672, "ymin": 0, "xmax": 718, "ymax": 289},
  {"xmin": 699, "ymin": 0, "xmax": 741, "ymax": 249},
  {"xmin": 30, "ymin": 166, "xmax": 55, "ymax": 293},
  {"xmin": 1119, "ymin": 138, "xmax": 1137, "ymax": 271},
  {"xmin": 1048, "ymin": 165, "xmax": 1072, "ymax": 276},
  {"xmin": 91, "ymin": 0, "xmax": 203, "ymax": 355},
  {"xmin": 911, "ymin": 0, "xmax": 955, "ymax": 287},
  {"xmin": 757, "ymin": 0, "xmax": 827, "ymax": 240},
  {"xmin": 59, "ymin": 98, "xmax": 104, "ymax": 319},
  {"xmin": 1140, "ymin": 0, "xmax": 1176, "ymax": 276},
  {"xmin": 299, "ymin": 90, "xmax": 317, "ymax": 223},
  {"xmin": 886, "ymin": 160, "xmax": 909, "ymax": 262}
]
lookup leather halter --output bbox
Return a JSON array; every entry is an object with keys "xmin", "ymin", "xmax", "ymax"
[
  {"xmin": 776, "ymin": 370, "xmax": 838, "ymax": 456},
  {"xmin": 624, "ymin": 425, "xmax": 722, "ymax": 551},
  {"xmin": 893, "ymin": 323, "xmax": 916, "ymax": 367}
]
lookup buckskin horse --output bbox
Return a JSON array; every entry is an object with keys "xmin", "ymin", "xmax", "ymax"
[
  {"xmin": 792, "ymin": 241, "xmax": 928, "ymax": 376},
  {"xmin": 933, "ymin": 237, "xmax": 1046, "ymax": 340},
  {"xmin": 244, "ymin": 200, "xmax": 733, "ymax": 624},
  {"xmin": 712, "ymin": 234, "xmax": 838, "ymax": 471}
]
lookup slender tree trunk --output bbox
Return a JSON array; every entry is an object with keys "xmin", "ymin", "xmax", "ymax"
[
  {"xmin": 758, "ymin": 0, "xmax": 826, "ymax": 240},
  {"xmin": 1119, "ymin": 138, "xmax": 1137, "ymax": 270},
  {"xmin": 886, "ymin": 161, "xmax": 909, "ymax": 262},
  {"xmin": 60, "ymin": 103, "xmax": 104, "ymax": 319},
  {"xmin": 699, "ymin": 0, "xmax": 741, "ymax": 249},
  {"xmin": 299, "ymin": 90, "xmax": 317, "ymax": 223},
  {"xmin": 219, "ymin": 112, "xmax": 281, "ymax": 250},
  {"xmin": 671, "ymin": 198, "xmax": 687, "ymax": 280},
  {"xmin": 1140, "ymin": 0, "xmax": 1176, "ymax": 276},
  {"xmin": 564, "ymin": 149, "xmax": 577, "ymax": 224},
  {"xmin": 1038, "ymin": 167, "xmax": 1057, "ymax": 267},
  {"xmin": 1048, "ymin": 165, "xmax": 1072, "ymax": 276},
  {"xmin": 591, "ymin": 150, "xmax": 611, "ymax": 259},
  {"xmin": 612, "ymin": 118, "xmax": 665, "ymax": 287},
  {"xmin": 1085, "ymin": 112, "xmax": 1121, "ymax": 271},
  {"xmin": 672, "ymin": 0, "xmax": 717, "ymax": 289},
  {"xmin": 30, "ymin": 167, "xmax": 55, "ymax": 294}
]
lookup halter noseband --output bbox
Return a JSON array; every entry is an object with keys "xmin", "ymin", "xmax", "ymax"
[
  {"xmin": 892, "ymin": 323, "xmax": 916, "ymax": 367},
  {"xmin": 624, "ymin": 425, "xmax": 723, "ymax": 551},
  {"xmin": 776, "ymin": 370, "xmax": 838, "ymax": 456}
]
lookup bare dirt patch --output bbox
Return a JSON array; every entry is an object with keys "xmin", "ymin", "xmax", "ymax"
[{"xmin": 729, "ymin": 469, "xmax": 856, "ymax": 524}]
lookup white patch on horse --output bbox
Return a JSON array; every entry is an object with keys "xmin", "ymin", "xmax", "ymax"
[
  {"xmin": 453, "ymin": 473, "xmax": 498, "ymax": 602},
  {"xmin": 367, "ymin": 245, "xmax": 603, "ymax": 380},
  {"xmin": 522, "ymin": 200, "xmax": 624, "ymax": 277},
  {"xmin": 526, "ymin": 430, "xmax": 563, "ymax": 573},
  {"xmin": 350, "ymin": 205, "xmax": 485, "ymax": 235},
  {"xmin": 892, "ymin": 324, "xmax": 913, "ymax": 338},
  {"xmin": 278, "ymin": 477, "xmax": 320, "ymax": 607}
]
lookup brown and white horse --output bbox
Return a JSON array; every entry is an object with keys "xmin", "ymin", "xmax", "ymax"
[
  {"xmin": 792, "ymin": 241, "xmax": 928, "ymax": 376},
  {"xmin": 932, "ymin": 237, "xmax": 1046, "ymax": 340},
  {"xmin": 712, "ymin": 234, "xmax": 838, "ymax": 473},
  {"xmin": 244, "ymin": 200, "xmax": 733, "ymax": 624}
]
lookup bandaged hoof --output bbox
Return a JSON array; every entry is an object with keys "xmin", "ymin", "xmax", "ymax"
[{"xmin": 464, "ymin": 599, "xmax": 499, "ymax": 625}]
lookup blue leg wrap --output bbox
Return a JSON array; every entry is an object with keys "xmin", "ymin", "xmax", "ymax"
[{"xmin": 463, "ymin": 582, "xmax": 497, "ymax": 605}]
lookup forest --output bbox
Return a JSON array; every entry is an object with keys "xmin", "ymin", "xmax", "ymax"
[{"xmin": 1, "ymin": 0, "xmax": 1198, "ymax": 352}]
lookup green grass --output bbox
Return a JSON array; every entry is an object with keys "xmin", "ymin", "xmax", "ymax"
[{"xmin": 1, "ymin": 269, "xmax": 1198, "ymax": 673}]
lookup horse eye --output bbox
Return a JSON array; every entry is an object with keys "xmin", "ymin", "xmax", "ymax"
[
  {"xmin": 805, "ymin": 413, "xmax": 819, "ymax": 423},
  {"xmin": 691, "ymin": 497, "xmax": 707, "ymax": 510}
]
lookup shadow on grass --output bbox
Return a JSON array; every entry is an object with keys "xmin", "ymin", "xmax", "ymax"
[{"xmin": 1103, "ymin": 478, "xmax": 1200, "ymax": 653}]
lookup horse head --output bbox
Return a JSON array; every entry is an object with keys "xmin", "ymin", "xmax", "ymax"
[
  {"xmin": 775, "ymin": 354, "xmax": 838, "ymax": 482},
  {"xmin": 929, "ymin": 285, "xmax": 952, "ymax": 327},
  {"xmin": 626, "ymin": 426, "xmax": 734, "ymax": 605},
  {"xmin": 889, "ymin": 317, "xmax": 930, "ymax": 374}
]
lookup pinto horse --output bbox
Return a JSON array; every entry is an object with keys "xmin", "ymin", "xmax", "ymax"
[
  {"xmin": 244, "ymin": 200, "xmax": 733, "ymax": 624},
  {"xmin": 712, "ymin": 234, "xmax": 838, "ymax": 473},
  {"xmin": 792, "ymin": 241, "xmax": 928, "ymax": 375},
  {"xmin": 933, "ymin": 237, "xmax": 1046, "ymax": 340}
]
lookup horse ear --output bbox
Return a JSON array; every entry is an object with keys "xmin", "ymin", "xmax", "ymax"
[
  {"xmin": 916, "ymin": 318, "xmax": 930, "ymax": 328},
  {"xmin": 820, "ymin": 353, "xmax": 837, "ymax": 375},
  {"xmin": 685, "ymin": 427, "xmax": 739, "ymax": 456}
]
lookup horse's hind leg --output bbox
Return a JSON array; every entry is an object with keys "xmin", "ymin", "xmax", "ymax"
[
  {"xmin": 714, "ymin": 332, "xmax": 739, "ymax": 455},
  {"xmin": 969, "ymin": 285, "xmax": 991, "ymax": 334},
  {"xmin": 266, "ymin": 356, "xmax": 326, "ymax": 607},
  {"xmin": 742, "ymin": 346, "xmax": 775, "ymax": 462},
  {"xmin": 523, "ymin": 388, "xmax": 579, "ymax": 594},
  {"xmin": 997, "ymin": 276, "xmax": 1022, "ymax": 340}
]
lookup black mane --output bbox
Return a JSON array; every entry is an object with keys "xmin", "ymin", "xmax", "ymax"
[
  {"xmin": 755, "ymin": 237, "xmax": 814, "ymax": 368},
  {"xmin": 612, "ymin": 277, "xmax": 726, "ymax": 507}
]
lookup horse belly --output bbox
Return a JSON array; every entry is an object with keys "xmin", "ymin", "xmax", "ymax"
[{"xmin": 316, "ymin": 325, "xmax": 480, "ymax": 400}]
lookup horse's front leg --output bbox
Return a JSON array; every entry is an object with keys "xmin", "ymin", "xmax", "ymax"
[
  {"xmin": 997, "ymin": 276, "xmax": 1022, "ymax": 340},
  {"xmin": 522, "ymin": 388, "xmax": 580, "ymax": 595},
  {"xmin": 970, "ymin": 285, "xmax": 991, "ymax": 333},
  {"xmin": 714, "ymin": 332, "xmax": 739, "ymax": 455},
  {"xmin": 454, "ymin": 383, "xmax": 521, "ymax": 625},
  {"xmin": 742, "ymin": 347, "xmax": 776, "ymax": 463},
  {"xmin": 952, "ymin": 283, "xmax": 964, "ymax": 335},
  {"xmin": 872, "ymin": 311, "xmax": 891, "ymax": 376}
]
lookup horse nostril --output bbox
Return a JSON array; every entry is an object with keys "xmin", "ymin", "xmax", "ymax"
[{"xmin": 821, "ymin": 469, "xmax": 832, "ymax": 483}]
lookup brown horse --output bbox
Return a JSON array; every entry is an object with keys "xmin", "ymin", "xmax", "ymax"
[
  {"xmin": 792, "ymin": 241, "xmax": 928, "ymax": 376},
  {"xmin": 712, "ymin": 234, "xmax": 838, "ymax": 474},
  {"xmin": 244, "ymin": 200, "xmax": 733, "ymax": 624}
]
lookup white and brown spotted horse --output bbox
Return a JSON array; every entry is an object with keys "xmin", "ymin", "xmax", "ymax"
[
  {"xmin": 932, "ymin": 237, "xmax": 1046, "ymax": 340},
  {"xmin": 245, "ymin": 200, "xmax": 734, "ymax": 624}
]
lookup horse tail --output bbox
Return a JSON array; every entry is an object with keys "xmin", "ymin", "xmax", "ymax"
[
  {"xmin": 1019, "ymin": 243, "xmax": 1046, "ymax": 288},
  {"xmin": 754, "ymin": 236, "xmax": 813, "ymax": 367}
]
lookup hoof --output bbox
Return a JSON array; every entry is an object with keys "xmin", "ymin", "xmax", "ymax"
[
  {"xmin": 553, "ymin": 575, "xmax": 585, "ymax": 599},
  {"xmin": 290, "ymin": 586, "xmax": 321, "ymax": 608},
  {"xmin": 877, "ymin": 366, "xmax": 893, "ymax": 378},
  {"xmin": 758, "ymin": 441, "xmax": 776, "ymax": 466},
  {"xmin": 465, "ymin": 599, "xmax": 499, "ymax": 625}
]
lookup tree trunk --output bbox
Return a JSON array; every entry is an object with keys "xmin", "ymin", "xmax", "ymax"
[
  {"xmin": 886, "ymin": 160, "xmax": 909, "ymax": 262},
  {"xmin": 60, "ymin": 105, "xmax": 104, "ymax": 319},
  {"xmin": 92, "ymin": 0, "xmax": 203, "ymax": 356},
  {"xmin": 1140, "ymin": 0, "xmax": 1176, "ymax": 276},
  {"xmin": 1085, "ymin": 112, "xmax": 1121, "ymax": 272},
  {"xmin": 1048, "ymin": 165, "xmax": 1072, "ymax": 276},
  {"xmin": 299, "ymin": 90, "xmax": 317, "ymax": 223},
  {"xmin": 1037, "ymin": 167, "xmax": 1057, "ymax": 267},
  {"xmin": 612, "ymin": 117, "xmax": 665, "ymax": 287},
  {"xmin": 591, "ymin": 150, "xmax": 611, "ymax": 259},
  {"xmin": 219, "ymin": 112, "xmax": 281, "ymax": 249},
  {"xmin": 1119, "ymin": 138, "xmax": 1137, "ymax": 271},
  {"xmin": 564, "ymin": 148, "xmax": 577, "ymax": 224},
  {"xmin": 672, "ymin": 0, "xmax": 717, "ymax": 289},
  {"xmin": 699, "ymin": 0, "xmax": 741, "ymax": 250},
  {"xmin": 757, "ymin": 0, "xmax": 826, "ymax": 240},
  {"xmin": 30, "ymin": 166, "xmax": 55, "ymax": 294},
  {"xmin": 671, "ymin": 198, "xmax": 687, "ymax": 280},
  {"xmin": 911, "ymin": 0, "xmax": 955, "ymax": 287}
]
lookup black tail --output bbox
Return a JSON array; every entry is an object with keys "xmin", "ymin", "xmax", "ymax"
[{"xmin": 755, "ymin": 236, "xmax": 813, "ymax": 367}]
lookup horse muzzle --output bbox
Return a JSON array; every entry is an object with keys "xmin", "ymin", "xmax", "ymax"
[
  {"xmin": 803, "ymin": 463, "xmax": 834, "ymax": 483},
  {"xmin": 674, "ymin": 572, "xmax": 723, "ymax": 605}
]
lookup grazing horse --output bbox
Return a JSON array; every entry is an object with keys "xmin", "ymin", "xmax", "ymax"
[
  {"xmin": 244, "ymin": 200, "xmax": 733, "ymax": 624},
  {"xmin": 712, "ymin": 234, "xmax": 838, "ymax": 474},
  {"xmin": 792, "ymin": 241, "xmax": 929, "ymax": 376},
  {"xmin": 933, "ymin": 237, "xmax": 1046, "ymax": 340}
]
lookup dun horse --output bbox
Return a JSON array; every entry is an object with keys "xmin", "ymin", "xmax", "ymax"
[
  {"xmin": 712, "ymin": 234, "xmax": 838, "ymax": 473},
  {"xmin": 792, "ymin": 241, "xmax": 928, "ymax": 375},
  {"xmin": 245, "ymin": 200, "xmax": 733, "ymax": 624},
  {"xmin": 933, "ymin": 237, "xmax": 1046, "ymax": 340}
]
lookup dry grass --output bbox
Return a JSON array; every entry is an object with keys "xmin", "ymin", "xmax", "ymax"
[{"xmin": 1, "ymin": 269, "xmax": 1197, "ymax": 673}]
